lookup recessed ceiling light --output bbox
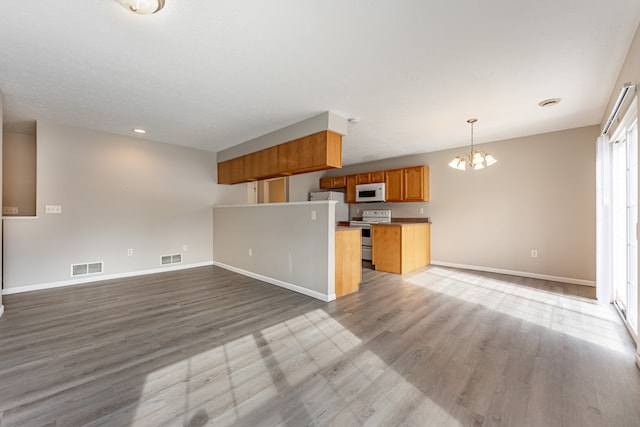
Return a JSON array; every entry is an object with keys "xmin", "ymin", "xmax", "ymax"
[
  {"xmin": 133, "ymin": 128, "xmax": 147, "ymax": 134},
  {"xmin": 538, "ymin": 98, "xmax": 561, "ymax": 107}
]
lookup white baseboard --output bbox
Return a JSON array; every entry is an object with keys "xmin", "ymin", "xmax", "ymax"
[
  {"xmin": 2, "ymin": 261, "xmax": 214, "ymax": 295},
  {"xmin": 0, "ymin": 305, "xmax": 4, "ymax": 318},
  {"xmin": 430, "ymin": 260, "xmax": 596, "ymax": 287},
  {"xmin": 212, "ymin": 261, "xmax": 335, "ymax": 302}
]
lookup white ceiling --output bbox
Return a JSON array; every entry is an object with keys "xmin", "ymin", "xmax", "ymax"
[{"xmin": 0, "ymin": 1, "xmax": 638, "ymax": 165}]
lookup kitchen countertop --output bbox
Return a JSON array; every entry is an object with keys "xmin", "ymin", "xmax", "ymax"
[
  {"xmin": 350, "ymin": 217, "xmax": 431, "ymax": 224},
  {"xmin": 373, "ymin": 222, "xmax": 431, "ymax": 227},
  {"xmin": 336, "ymin": 226, "xmax": 359, "ymax": 231}
]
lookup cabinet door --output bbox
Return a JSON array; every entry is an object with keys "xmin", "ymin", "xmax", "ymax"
[
  {"xmin": 320, "ymin": 176, "xmax": 347, "ymax": 189},
  {"xmin": 404, "ymin": 166, "xmax": 429, "ymax": 201},
  {"xmin": 372, "ymin": 225, "xmax": 402, "ymax": 273},
  {"xmin": 356, "ymin": 173, "xmax": 371, "ymax": 184},
  {"xmin": 217, "ymin": 161, "xmax": 232, "ymax": 184},
  {"xmin": 218, "ymin": 157, "xmax": 245, "ymax": 184},
  {"xmin": 244, "ymin": 146, "xmax": 280, "ymax": 181},
  {"xmin": 332, "ymin": 176, "xmax": 347, "ymax": 188},
  {"xmin": 320, "ymin": 177, "xmax": 333, "ymax": 189},
  {"xmin": 280, "ymin": 131, "xmax": 342, "ymax": 174},
  {"xmin": 370, "ymin": 170, "xmax": 386, "ymax": 183},
  {"xmin": 279, "ymin": 137, "xmax": 314, "ymax": 172},
  {"xmin": 385, "ymin": 168, "xmax": 404, "ymax": 202},
  {"xmin": 346, "ymin": 175, "xmax": 357, "ymax": 203}
]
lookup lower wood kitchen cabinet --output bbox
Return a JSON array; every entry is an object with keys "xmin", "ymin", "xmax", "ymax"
[
  {"xmin": 371, "ymin": 223, "xmax": 430, "ymax": 274},
  {"xmin": 335, "ymin": 228, "xmax": 362, "ymax": 297}
]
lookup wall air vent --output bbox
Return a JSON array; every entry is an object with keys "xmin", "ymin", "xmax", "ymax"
[
  {"xmin": 161, "ymin": 254, "xmax": 182, "ymax": 265},
  {"xmin": 71, "ymin": 262, "xmax": 104, "ymax": 277}
]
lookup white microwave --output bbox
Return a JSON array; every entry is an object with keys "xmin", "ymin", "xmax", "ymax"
[{"xmin": 356, "ymin": 183, "xmax": 386, "ymax": 203}]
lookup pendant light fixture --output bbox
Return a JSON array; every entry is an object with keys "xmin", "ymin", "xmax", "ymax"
[
  {"xmin": 448, "ymin": 119, "xmax": 497, "ymax": 171},
  {"xmin": 116, "ymin": 0, "xmax": 165, "ymax": 15}
]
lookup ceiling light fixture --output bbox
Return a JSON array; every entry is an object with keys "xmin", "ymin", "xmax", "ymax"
[
  {"xmin": 348, "ymin": 117, "xmax": 361, "ymax": 124},
  {"xmin": 448, "ymin": 119, "xmax": 497, "ymax": 171},
  {"xmin": 133, "ymin": 128, "xmax": 147, "ymax": 134},
  {"xmin": 116, "ymin": 0, "xmax": 165, "ymax": 15}
]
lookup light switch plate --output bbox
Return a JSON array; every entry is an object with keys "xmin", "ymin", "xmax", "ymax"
[{"xmin": 45, "ymin": 205, "xmax": 62, "ymax": 214}]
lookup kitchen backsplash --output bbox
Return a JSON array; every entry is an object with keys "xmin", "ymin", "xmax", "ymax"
[{"xmin": 349, "ymin": 201, "xmax": 430, "ymax": 220}]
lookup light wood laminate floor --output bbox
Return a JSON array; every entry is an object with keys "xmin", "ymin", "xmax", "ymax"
[{"xmin": 1, "ymin": 265, "xmax": 639, "ymax": 426}]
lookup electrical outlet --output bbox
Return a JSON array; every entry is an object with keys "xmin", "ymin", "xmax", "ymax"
[
  {"xmin": 249, "ymin": 248, "xmax": 252, "ymax": 256},
  {"xmin": 45, "ymin": 205, "xmax": 62, "ymax": 214},
  {"xmin": 311, "ymin": 210, "xmax": 316, "ymax": 221},
  {"xmin": 531, "ymin": 249, "xmax": 538, "ymax": 258},
  {"xmin": 419, "ymin": 207, "xmax": 424, "ymax": 214},
  {"xmin": 127, "ymin": 248, "xmax": 134, "ymax": 256},
  {"xmin": 183, "ymin": 244, "xmax": 188, "ymax": 251},
  {"xmin": 3, "ymin": 207, "xmax": 19, "ymax": 215}
]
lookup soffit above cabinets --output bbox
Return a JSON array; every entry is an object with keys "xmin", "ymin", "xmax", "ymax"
[{"xmin": 217, "ymin": 112, "xmax": 348, "ymax": 162}]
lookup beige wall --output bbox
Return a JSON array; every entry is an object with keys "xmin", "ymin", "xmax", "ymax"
[
  {"xmin": 3, "ymin": 132, "xmax": 36, "ymax": 216},
  {"xmin": 212, "ymin": 202, "xmax": 335, "ymax": 301},
  {"xmin": 3, "ymin": 122, "xmax": 217, "ymax": 291},
  {"xmin": 0, "ymin": 88, "xmax": 4, "ymax": 311},
  {"xmin": 325, "ymin": 125, "xmax": 598, "ymax": 284}
]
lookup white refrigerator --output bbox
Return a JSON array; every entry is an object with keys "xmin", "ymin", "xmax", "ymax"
[{"xmin": 309, "ymin": 191, "xmax": 349, "ymax": 223}]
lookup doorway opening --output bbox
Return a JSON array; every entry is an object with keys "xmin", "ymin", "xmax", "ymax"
[{"xmin": 251, "ymin": 177, "xmax": 288, "ymax": 204}]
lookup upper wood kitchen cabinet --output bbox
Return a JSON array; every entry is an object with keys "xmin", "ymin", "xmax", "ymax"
[
  {"xmin": 346, "ymin": 175, "xmax": 357, "ymax": 203},
  {"xmin": 319, "ymin": 177, "xmax": 333, "ymax": 189},
  {"xmin": 317, "ymin": 165, "xmax": 428, "ymax": 203},
  {"xmin": 217, "ymin": 156, "xmax": 245, "ymax": 184},
  {"xmin": 370, "ymin": 170, "xmax": 386, "ymax": 183},
  {"xmin": 320, "ymin": 175, "xmax": 347, "ymax": 189},
  {"xmin": 332, "ymin": 175, "xmax": 347, "ymax": 188},
  {"xmin": 385, "ymin": 166, "xmax": 429, "ymax": 202},
  {"xmin": 217, "ymin": 130, "xmax": 342, "ymax": 184},
  {"xmin": 385, "ymin": 168, "xmax": 404, "ymax": 202},
  {"xmin": 280, "ymin": 131, "xmax": 342, "ymax": 174},
  {"xmin": 243, "ymin": 146, "xmax": 280, "ymax": 181},
  {"xmin": 356, "ymin": 173, "xmax": 371, "ymax": 184},
  {"xmin": 403, "ymin": 166, "xmax": 429, "ymax": 201}
]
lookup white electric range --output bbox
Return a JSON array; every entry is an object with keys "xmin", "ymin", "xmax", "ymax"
[{"xmin": 350, "ymin": 209, "xmax": 392, "ymax": 261}]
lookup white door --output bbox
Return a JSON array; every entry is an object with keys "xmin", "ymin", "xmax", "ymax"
[
  {"xmin": 627, "ymin": 120, "xmax": 638, "ymax": 333},
  {"xmin": 611, "ymin": 105, "xmax": 638, "ymax": 335}
]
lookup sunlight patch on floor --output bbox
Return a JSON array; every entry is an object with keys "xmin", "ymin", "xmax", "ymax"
[
  {"xmin": 129, "ymin": 308, "xmax": 460, "ymax": 426},
  {"xmin": 408, "ymin": 267, "xmax": 630, "ymax": 354}
]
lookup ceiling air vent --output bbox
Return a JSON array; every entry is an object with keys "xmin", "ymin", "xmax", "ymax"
[
  {"xmin": 71, "ymin": 262, "xmax": 104, "ymax": 277},
  {"xmin": 538, "ymin": 98, "xmax": 561, "ymax": 107}
]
